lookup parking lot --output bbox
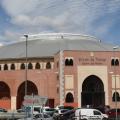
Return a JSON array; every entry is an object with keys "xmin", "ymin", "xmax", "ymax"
[{"xmin": 0, "ymin": 106, "xmax": 120, "ymax": 120}]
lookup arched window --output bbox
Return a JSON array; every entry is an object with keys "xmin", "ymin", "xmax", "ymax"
[
  {"xmin": 20, "ymin": 63, "xmax": 25, "ymax": 70},
  {"xmin": 115, "ymin": 59, "xmax": 119, "ymax": 66},
  {"xmin": 11, "ymin": 64, "xmax": 15, "ymax": 70},
  {"xmin": 35, "ymin": 63, "xmax": 41, "ymax": 69},
  {"xmin": 112, "ymin": 92, "xmax": 120, "ymax": 102},
  {"xmin": 46, "ymin": 62, "xmax": 51, "ymax": 69},
  {"xmin": 65, "ymin": 92, "xmax": 74, "ymax": 103},
  {"xmin": 65, "ymin": 58, "xmax": 74, "ymax": 66},
  {"xmin": 28, "ymin": 63, "xmax": 33, "ymax": 69},
  {"xmin": 4, "ymin": 64, "xmax": 8, "ymax": 70},
  {"xmin": 111, "ymin": 59, "xmax": 115, "ymax": 66},
  {"xmin": 111, "ymin": 58, "xmax": 119, "ymax": 66},
  {"xmin": 65, "ymin": 59, "xmax": 69, "ymax": 66},
  {"xmin": 69, "ymin": 59, "xmax": 73, "ymax": 65}
]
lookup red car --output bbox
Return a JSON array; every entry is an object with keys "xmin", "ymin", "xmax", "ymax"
[{"xmin": 106, "ymin": 109, "xmax": 120, "ymax": 118}]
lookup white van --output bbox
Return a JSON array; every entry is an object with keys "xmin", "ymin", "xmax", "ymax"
[{"xmin": 75, "ymin": 108, "xmax": 108, "ymax": 120}]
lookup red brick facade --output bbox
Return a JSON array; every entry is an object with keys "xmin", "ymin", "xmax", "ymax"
[{"xmin": 0, "ymin": 50, "xmax": 120, "ymax": 110}]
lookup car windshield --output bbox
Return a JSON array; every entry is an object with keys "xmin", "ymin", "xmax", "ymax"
[{"xmin": 45, "ymin": 108, "xmax": 55, "ymax": 111}]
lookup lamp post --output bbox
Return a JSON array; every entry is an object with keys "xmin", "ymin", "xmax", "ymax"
[
  {"xmin": 24, "ymin": 34, "xmax": 28, "ymax": 119},
  {"xmin": 113, "ymin": 46, "xmax": 119, "ymax": 120},
  {"xmin": 24, "ymin": 35, "xmax": 28, "ymax": 96}
]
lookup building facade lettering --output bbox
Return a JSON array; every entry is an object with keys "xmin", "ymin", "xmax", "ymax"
[{"xmin": 79, "ymin": 57, "xmax": 106, "ymax": 65}]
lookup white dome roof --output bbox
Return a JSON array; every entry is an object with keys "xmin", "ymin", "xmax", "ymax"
[{"xmin": 0, "ymin": 33, "xmax": 117, "ymax": 60}]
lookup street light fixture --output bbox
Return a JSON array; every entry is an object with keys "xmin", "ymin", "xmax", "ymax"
[{"xmin": 113, "ymin": 46, "xmax": 119, "ymax": 120}]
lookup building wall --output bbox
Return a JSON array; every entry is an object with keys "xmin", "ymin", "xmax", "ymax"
[
  {"xmin": 0, "ymin": 58, "xmax": 57, "ymax": 110},
  {"xmin": 63, "ymin": 50, "xmax": 120, "ymax": 108},
  {"xmin": 0, "ymin": 50, "xmax": 120, "ymax": 109}
]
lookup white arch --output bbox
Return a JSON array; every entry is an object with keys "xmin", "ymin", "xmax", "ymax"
[{"xmin": 77, "ymin": 66, "xmax": 108, "ymax": 107}]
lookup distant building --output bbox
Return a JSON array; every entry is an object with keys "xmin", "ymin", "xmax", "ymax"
[{"xmin": 0, "ymin": 33, "xmax": 119, "ymax": 110}]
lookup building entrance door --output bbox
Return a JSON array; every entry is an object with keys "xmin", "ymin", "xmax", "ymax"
[{"xmin": 81, "ymin": 75, "xmax": 105, "ymax": 108}]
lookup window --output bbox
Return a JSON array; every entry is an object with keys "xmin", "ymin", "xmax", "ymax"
[
  {"xmin": 28, "ymin": 63, "xmax": 33, "ymax": 69},
  {"xmin": 11, "ymin": 64, "xmax": 15, "ymax": 70},
  {"xmin": 65, "ymin": 59, "xmax": 69, "ymax": 66},
  {"xmin": 112, "ymin": 92, "xmax": 120, "ymax": 102},
  {"xmin": 115, "ymin": 59, "xmax": 119, "ymax": 66},
  {"xmin": 20, "ymin": 63, "xmax": 25, "ymax": 69},
  {"xmin": 65, "ymin": 58, "xmax": 74, "ymax": 66},
  {"xmin": 111, "ymin": 58, "xmax": 119, "ymax": 66},
  {"xmin": 0, "ymin": 65, "xmax": 1, "ymax": 71},
  {"xmin": 69, "ymin": 59, "xmax": 73, "ymax": 65},
  {"xmin": 94, "ymin": 110, "xmax": 101, "ymax": 115},
  {"xmin": 111, "ymin": 59, "xmax": 115, "ymax": 66},
  {"xmin": 46, "ymin": 62, "xmax": 51, "ymax": 69},
  {"xmin": 35, "ymin": 62, "xmax": 41, "ymax": 69},
  {"xmin": 4, "ymin": 64, "xmax": 8, "ymax": 70},
  {"xmin": 65, "ymin": 92, "xmax": 74, "ymax": 103}
]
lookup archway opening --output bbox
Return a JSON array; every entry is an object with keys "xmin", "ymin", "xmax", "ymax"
[
  {"xmin": 0, "ymin": 82, "xmax": 10, "ymax": 99},
  {"xmin": 0, "ymin": 82, "xmax": 11, "ymax": 109},
  {"xmin": 17, "ymin": 81, "xmax": 38, "ymax": 109},
  {"xmin": 81, "ymin": 75, "xmax": 105, "ymax": 108}
]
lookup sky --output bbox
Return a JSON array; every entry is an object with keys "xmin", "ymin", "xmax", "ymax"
[{"xmin": 0, "ymin": 0, "xmax": 120, "ymax": 45}]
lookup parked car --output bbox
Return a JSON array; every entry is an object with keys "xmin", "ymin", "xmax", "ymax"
[
  {"xmin": 43, "ymin": 107, "xmax": 56, "ymax": 116},
  {"xmin": 34, "ymin": 113, "xmax": 52, "ymax": 120},
  {"xmin": 75, "ymin": 108, "xmax": 108, "ymax": 120},
  {"xmin": 106, "ymin": 108, "xmax": 120, "ymax": 118},
  {"xmin": 0, "ymin": 108, "xmax": 7, "ymax": 112},
  {"xmin": 53, "ymin": 109, "xmax": 69, "ymax": 120},
  {"xmin": 59, "ymin": 109, "xmax": 75, "ymax": 120},
  {"xmin": 17, "ymin": 108, "xmax": 25, "ymax": 113}
]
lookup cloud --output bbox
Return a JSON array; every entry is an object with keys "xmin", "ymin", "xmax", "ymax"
[
  {"xmin": 1, "ymin": 0, "xmax": 40, "ymax": 16},
  {"xmin": 11, "ymin": 15, "xmax": 53, "ymax": 26},
  {"xmin": 1, "ymin": 30, "xmax": 22, "ymax": 44},
  {"xmin": 0, "ymin": 0, "xmax": 120, "ymax": 44}
]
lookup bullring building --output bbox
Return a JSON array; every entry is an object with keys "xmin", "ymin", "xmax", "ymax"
[{"xmin": 0, "ymin": 33, "xmax": 119, "ymax": 110}]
